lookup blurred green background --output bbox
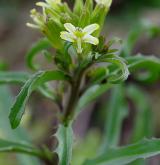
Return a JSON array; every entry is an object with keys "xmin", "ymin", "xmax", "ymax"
[{"xmin": 0, "ymin": 0, "xmax": 160, "ymax": 164}]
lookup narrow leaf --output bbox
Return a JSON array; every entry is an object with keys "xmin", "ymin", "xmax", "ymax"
[
  {"xmin": 55, "ymin": 124, "xmax": 73, "ymax": 165},
  {"xmin": 9, "ymin": 70, "xmax": 70, "ymax": 129},
  {"xmin": 0, "ymin": 71, "xmax": 29, "ymax": 84},
  {"xmin": 83, "ymin": 139, "xmax": 160, "ymax": 165},
  {"xmin": 127, "ymin": 54, "xmax": 160, "ymax": 83},
  {"xmin": 127, "ymin": 85, "xmax": 153, "ymax": 165},
  {"xmin": 26, "ymin": 38, "xmax": 51, "ymax": 70},
  {"xmin": 99, "ymin": 85, "xmax": 128, "ymax": 153},
  {"xmin": 75, "ymin": 83, "xmax": 112, "ymax": 117},
  {"xmin": 0, "ymin": 138, "xmax": 43, "ymax": 158}
]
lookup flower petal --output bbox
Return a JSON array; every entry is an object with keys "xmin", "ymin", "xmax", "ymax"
[
  {"xmin": 60, "ymin": 31, "xmax": 75, "ymax": 42},
  {"xmin": 82, "ymin": 24, "xmax": 99, "ymax": 35},
  {"xmin": 83, "ymin": 34, "xmax": 99, "ymax": 45},
  {"xmin": 64, "ymin": 23, "xmax": 76, "ymax": 33}
]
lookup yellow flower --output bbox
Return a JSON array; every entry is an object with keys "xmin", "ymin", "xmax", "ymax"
[{"xmin": 60, "ymin": 23, "xmax": 99, "ymax": 53}]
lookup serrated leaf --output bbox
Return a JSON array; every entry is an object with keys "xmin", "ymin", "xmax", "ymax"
[
  {"xmin": 83, "ymin": 139, "xmax": 160, "ymax": 165},
  {"xmin": 9, "ymin": 70, "xmax": 70, "ymax": 129},
  {"xmin": 26, "ymin": 38, "xmax": 51, "ymax": 70},
  {"xmin": 55, "ymin": 124, "xmax": 73, "ymax": 165}
]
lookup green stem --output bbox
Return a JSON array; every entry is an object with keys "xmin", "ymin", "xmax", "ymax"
[{"xmin": 63, "ymin": 67, "xmax": 84, "ymax": 126}]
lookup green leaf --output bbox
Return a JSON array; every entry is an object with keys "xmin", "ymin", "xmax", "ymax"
[
  {"xmin": 83, "ymin": 138, "xmax": 160, "ymax": 165},
  {"xmin": 55, "ymin": 42, "xmax": 72, "ymax": 71},
  {"xmin": 127, "ymin": 85, "xmax": 153, "ymax": 165},
  {"xmin": 0, "ymin": 138, "xmax": 44, "ymax": 158},
  {"xmin": 99, "ymin": 85, "xmax": 128, "ymax": 153},
  {"xmin": 26, "ymin": 38, "xmax": 51, "ymax": 70},
  {"xmin": 74, "ymin": 0, "xmax": 84, "ymax": 16},
  {"xmin": 88, "ymin": 67, "xmax": 109, "ymax": 85},
  {"xmin": 0, "ymin": 86, "xmax": 40, "ymax": 165},
  {"xmin": 121, "ymin": 21, "xmax": 160, "ymax": 57},
  {"xmin": 9, "ymin": 70, "xmax": 70, "ymax": 129},
  {"xmin": 0, "ymin": 71, "xmax": 29, "ymax": 84},
  {"xmin": 127, "ymin": 85, "xmax": 153, "ymax": 143},
  {"xmin": 98, "ymin": 55, "xmax": 130, "ymax": 83},
  {"xmin": 127, "ymin": 54, "xmax": 160, "ymax": 83},
  {"xmin": 75, "ymin": 83, "xmax": 112, "ymax": 117},
  {"xmin": 55, "ymin": 124, "xmax": 73, "ymax": 165},
  {"xmin": 0, "ymin": 71, "xmax": 57, "ymax": 101}
]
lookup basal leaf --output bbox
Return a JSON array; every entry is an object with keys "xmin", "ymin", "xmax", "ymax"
[
  {"xmin": 9, "ymin": 70, "xmax": 70, "ymax": 129},
  {"xmin": 83, "ymin": 139, "xmax": 160, "ymax": 165}
]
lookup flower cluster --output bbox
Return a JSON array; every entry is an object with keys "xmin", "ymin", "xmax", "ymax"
[{"xmin": 27, "ymin": 0, "xmax": 112, "ymax": 53}]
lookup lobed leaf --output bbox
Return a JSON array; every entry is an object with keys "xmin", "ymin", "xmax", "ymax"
[{"xmin": 9, "ymin": 70, "xmax": 70, "ymax": 129}]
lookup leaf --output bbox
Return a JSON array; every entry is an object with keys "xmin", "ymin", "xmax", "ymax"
[
  {"xmin": 99, "ymin": 85, "xmax": 128, "ymax": 153},
  {"xmin": 127, "ymin": 85, "xmax": 153, "ymax": 165},
  {"xmin": 0, "ymin": 138, "xmax": 44, "ymax": 158},
  {"xmin": 75, "ymin": 83, "xmax": 112, "ymax": 117},
  {"xmin": 0, "ymin": 71, "xmax": 57, "ymax": 101},
  {"xmin": 127, "ymin": 85, "xmax": 153, "ymax": 143},
  {"xmin": 88, "ymin": 67, "xmax": 109, "ymax": 85},
  {"xmin": 83, "ymin": 138, "xmax": 160, "ymax": 165},
  {"xmin": 26, "ymin": 38, "xmax": 51, "ymax": 70},
  {"xmin": 74, "ymin": 0, "xmax": 84, "ymax": 16},
  {"xmin": 121, "ymin": 20, "xmax": 160, "ymax": 57},
  {"xmin": 0, "ymin": 71, "xmax": 29, "ymax": 84},
  {"xmin": 9, "ymin": 70, "xmax": 70, "ymax": 129},
  {"xmin": 98, "ymin": 55, "xmax": 130, "ymax": 83},
  {"xmin": 55, "ymin": 124, "xmax": 73, "ymax": 165},
  {"xmin": 55, "ymin": 42, "xmax": 72, "ymax": 71},
  {"xmin": 0, "ymin": 86, "xmax": 40, "ymax": 165},
  {"xmin": 127, "ymin": 54, "xmax": 160, "ymax": 83}
]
